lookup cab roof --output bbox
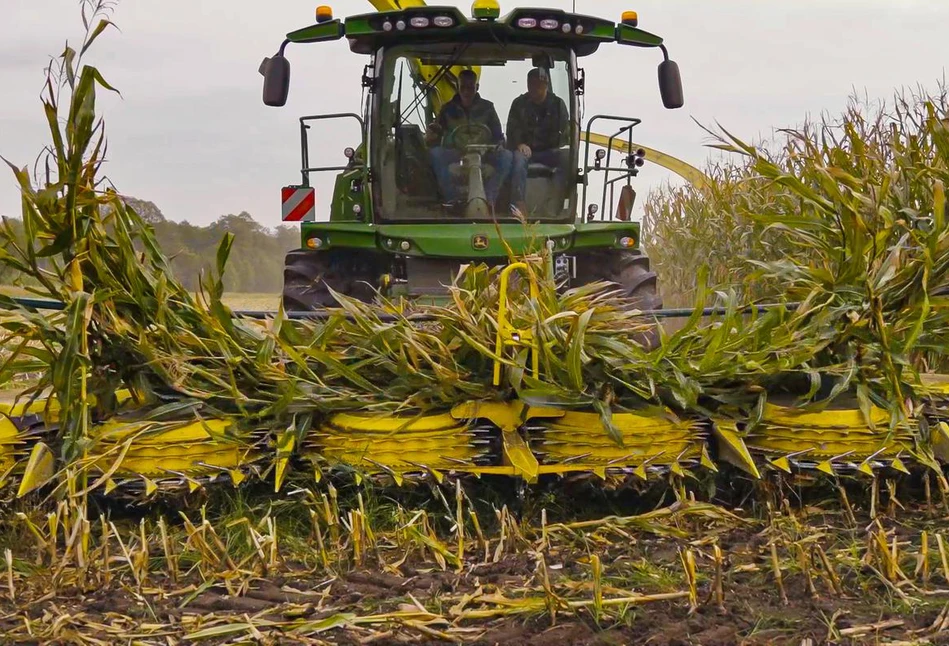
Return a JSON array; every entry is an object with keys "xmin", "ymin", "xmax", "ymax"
[{"xmin": 285, "ymin": 6, "xmax": 664, "ymax": 57}]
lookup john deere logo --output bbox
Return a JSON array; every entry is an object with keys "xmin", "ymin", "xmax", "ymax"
[{"xmin": 472, "ymin": 234, "xmax": 489, "ymax": 250}]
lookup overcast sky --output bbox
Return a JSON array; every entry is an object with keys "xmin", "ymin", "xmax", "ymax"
[{"xmin": 2, "ymin": 0, "xmax": 947, "ymax": 227}]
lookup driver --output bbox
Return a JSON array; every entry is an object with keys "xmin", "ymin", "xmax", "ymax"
[
  {"xmin": 426, "ymin": 69, "xmax": 513, "ymax": 210},
  {"xmin": 506, "ymin": 68, "xmax": 570, "ymax": 214}
]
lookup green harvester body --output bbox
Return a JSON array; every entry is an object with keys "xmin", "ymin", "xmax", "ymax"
[{"xmin": 261, "ymin": 2, "xmax": 683, "ymax": 308}]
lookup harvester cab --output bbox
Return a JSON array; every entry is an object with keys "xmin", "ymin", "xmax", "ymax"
[{"xmin": 261, "ymin": 1, "xmax": 681, "ymax": 318}]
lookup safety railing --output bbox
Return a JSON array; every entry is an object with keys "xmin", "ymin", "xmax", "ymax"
[
  {"xmin": 580, "ymin": 115, "xmax": 644, "ymax": 221},
  {"xmin": 299, "ymin": 113, "xmax": 367, "ymax": 186}
]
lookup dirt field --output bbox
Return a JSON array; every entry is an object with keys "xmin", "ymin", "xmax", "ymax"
[{"xmin": 4, "ymin": 477, "xmax": 949, "ymax": 645}]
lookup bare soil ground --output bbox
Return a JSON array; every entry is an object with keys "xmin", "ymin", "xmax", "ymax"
[
  {"xmin": 1, "ymin": 545, "xmax": 942, "ymax": 645},
  {"xmin": 3, "ymin": 486, "xmax": 949, "ymax": 645}
]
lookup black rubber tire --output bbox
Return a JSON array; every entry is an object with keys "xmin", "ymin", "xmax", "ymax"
[
  {"xmin": 573, "ymin": 250, "xmax": 663, "ymax": 349},
  {"xmin": 281, "ymin": 249, "xmax": 379, "ymax": 312}
]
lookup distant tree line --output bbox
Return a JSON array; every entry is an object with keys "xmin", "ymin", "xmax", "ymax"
[{"xmin": 1, "ymin": 197, "xmax": 300, "ymax": 293}]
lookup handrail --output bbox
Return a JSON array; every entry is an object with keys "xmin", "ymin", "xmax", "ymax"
[{"xmin": 299, "ymin": 113, "xmax": 366, "ymax": 186}]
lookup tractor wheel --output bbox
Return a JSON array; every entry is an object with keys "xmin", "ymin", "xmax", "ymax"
[
  {"xmin": 573, "ymin": 250, "xmax": 663, "ymax": 349},
  {"xmin": 281, "ymin": 249, "xmax": 378, "ymax": 312}
]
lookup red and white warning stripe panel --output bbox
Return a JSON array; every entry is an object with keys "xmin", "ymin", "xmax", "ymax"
[{"xmin": 281, "ymin": 187, "xmax": 316, "ymax": 222}]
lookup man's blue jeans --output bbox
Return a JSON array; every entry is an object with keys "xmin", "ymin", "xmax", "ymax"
[
  {"xmin": 511, "ymin": 148, "xmax": 570, "ymax": 206},
  {"xmin": 430, "ymin": 146, "xmax": 513, "ymax": 206}
]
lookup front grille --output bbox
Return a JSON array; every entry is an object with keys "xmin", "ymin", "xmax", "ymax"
[{"xmin": 403, "ymin": 258, "xmax": 473, "ymax": 296}]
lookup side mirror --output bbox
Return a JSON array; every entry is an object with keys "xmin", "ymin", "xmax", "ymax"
[
  {"xmin": 658, "ymin": 59, "xmax": 684, "ymax": 109},
  {"xmin": 260, "ymin": 54, "xmax": 291, "ymax": 107}
]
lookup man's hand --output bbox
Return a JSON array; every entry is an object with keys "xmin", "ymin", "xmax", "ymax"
[
  {"xmin": 425, "ymin": 122, "xmax": 442, "ymax": 146},
  {"xmin": 517, "ymin": 144, "xmax": 532, "ymax": 159}
]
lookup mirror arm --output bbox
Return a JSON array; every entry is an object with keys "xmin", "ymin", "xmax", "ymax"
[
  {"xmin": 259, "ymin": 39, "xmax": 292, "ymax": 77},
  {"xmin": 659, "ymin": 44, "xmax": 670, "ymax": 62}
]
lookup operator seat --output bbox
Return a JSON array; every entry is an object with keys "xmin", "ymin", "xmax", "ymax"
[
  {"xmin": 396, "ymin": 124, "xmax": 438, "ymax": 197},
  {"xmin": 524, "ymin": 161, "xmax": 561, "ymax": 213},
  {"xmin": 527, "ymin": 163, "xmax": 555, "ymax": 178}
]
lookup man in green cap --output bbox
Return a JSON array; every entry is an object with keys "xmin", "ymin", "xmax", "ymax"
[{"xmin": 506, "ymin": 67, "xmax": 570, "ymax": 214}]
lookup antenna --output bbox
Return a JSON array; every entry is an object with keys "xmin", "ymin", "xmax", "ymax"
[{"xmin": 572, "ymin": 1, "xmax": 576, "ymax": 11}]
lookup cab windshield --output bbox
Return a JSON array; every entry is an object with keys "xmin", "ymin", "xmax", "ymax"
[{"xmin": 375, "ymin": 43, "xmax": 576, "ymax": 222}]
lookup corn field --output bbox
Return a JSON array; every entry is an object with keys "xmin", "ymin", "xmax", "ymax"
[
  {"xmin": 3, "ymin": 2, "xmax": 949, "ymax": 643},
  {"xmin": 643, "ymin": 85, "xmax": 949, "ymax": 311}
]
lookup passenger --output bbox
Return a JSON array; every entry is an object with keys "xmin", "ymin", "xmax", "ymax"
[
  {"xmin": 506, "ymin": 68, "xmax": 570, "ymax": 214},
  {"xmin": 426, "ymin": 69, "xmax": 513, "ymax": 210}
]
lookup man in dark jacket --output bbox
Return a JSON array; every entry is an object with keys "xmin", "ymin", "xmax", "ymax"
[
  {"xmin": 427, "ymin": 69, "xmax": 513, "ymax": 209},
  {"xmin": 506, "ymin": 68, "xmax": 570, "ymax": 214}
]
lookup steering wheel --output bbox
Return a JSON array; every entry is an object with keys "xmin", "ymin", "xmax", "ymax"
[{"xmin": 442, "ymin": 122, "xmax": 494, "ymax": 151}]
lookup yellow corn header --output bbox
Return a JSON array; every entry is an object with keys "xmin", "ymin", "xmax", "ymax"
[{"xmin": 3, "ymin": 265, "xmax": 948, "ymax": 500}]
